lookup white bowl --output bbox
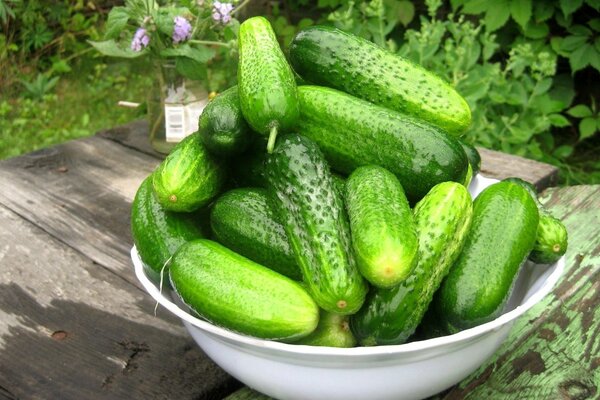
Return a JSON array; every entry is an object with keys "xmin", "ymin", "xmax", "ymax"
[{"xmin": 132, "ymin": 175, "xmax": 564, "ymax": 400}]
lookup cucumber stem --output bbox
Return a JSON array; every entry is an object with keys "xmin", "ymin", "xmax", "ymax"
[{"xmin": 267, "ymin": 125, "xmax": 278, "ymax": 154}]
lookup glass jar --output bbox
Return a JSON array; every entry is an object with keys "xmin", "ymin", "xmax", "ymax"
[{"xmin": 147, "ymin": 60, "xmax": 209, "ymax": 154}]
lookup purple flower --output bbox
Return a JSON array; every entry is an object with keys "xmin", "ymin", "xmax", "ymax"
[
  {"xmin": 131, "ymin": 28, "xmax": 150, "ymax": 52},
  {"xmin": 212, "ymin": 1, "xmax": 234, "ymax": 24},
  {"xmin": 173, "ymin": 16, "xmax": 192, "ymax": 43}
]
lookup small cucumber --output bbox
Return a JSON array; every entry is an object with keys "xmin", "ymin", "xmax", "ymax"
[
  {"xmin": 153, "ymin": 133, "xmax": 225, "ymax": 212},
  {"xmin": 433, "ymin": 181, "xmax": 539, "ymax": 333},
  {"xmin": 131, "ymin": 176, "xmax": 205, "ymax": 279},
  {"xmin": 459, "ymin": 141, "xmax": 481, "ymax": 175},
  {"xmin": 265, "ymin": 134, "xmax": 368, "ymax": 315},
  {"xmin": 345, "ymin": 165, "xmax": 418, "ymax": 288},
  {"xmin": 462, "ymin": 163, "xmax": 473, "ymax": 187},
  {"xmin": 295, "ymin": 310, "xmax": 356, "ymax": 348},
  {"xmin": 199, "ymin": 86, "xmax": 252, "ymax": 157},
  {"xmin": 169, "ymin": 239, "xmax": 319, "ymax": 341},
  {"xmin": 351, "ymin": 182, "xmax": 473, "ymax": 345},
  {"xmin": 210, "ymin": 188, "xmax": 301, "ymax": 280},
  {"xmin": 238, "ymin": 16, "xmax": 299, "ymax": 152},
  {"xmin": 289, "ymin": 25, "xmax": 471, "ymax": 136},
  {"xmin": 503, "ymin": 177, "xmax": 568, "ymax": 265},
  {"xmin": 296, "ymin": 86, "xmax": 468, "ymax": 202}
]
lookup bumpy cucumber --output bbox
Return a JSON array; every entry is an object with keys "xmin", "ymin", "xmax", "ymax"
[
  {"xmin": 169, "ymin": 239, "xmax": 318, "ymax": 341},
  {"xmin": 265, "ymin": 134, "xmax": 368, "ymax": 315},
  {"xmin": 295, "ymin": 310, "xmax": 356, "ymax": 348},
  {"xmin": 459, "ymin": 141, "xmax": 481, "ymax": 175},
  {"xmin": 433, "ymin": 181, "xmax": 539, "ymax": 333},
  {"xmin": 153, "ymin": 133, "xmax": 225, "ymax": 212},
  {"xmin": 345, "ymin": 165, "xmax": 418, "ymax": 288},
  {"xmin": 199, "ymin": 86, "xmax": 252, "ymax": 157},
  {"xmin": 210, "ymin": 188, "xmax": 301, "ymax": 280},
  {"xmin": 351, "ymin": 182, "xmax": 473, "ymax": 345},
  {"xmin": 289, "ymin": 25, "xmax": 471, "ymax": 136},
  {"xmin": 503, "ymin": 177, "xmax": 568, "ymax": 264},
  {"xmin": 238, "ymin": 16, "xmax": 299, "ymax": 152},
  {"xmin": 131, "ymin": 176, "xmax": 205, "ymax": 279},
  {"xmin": 296, "ymin": 86, "xmax": 468, "ymax": 202}
]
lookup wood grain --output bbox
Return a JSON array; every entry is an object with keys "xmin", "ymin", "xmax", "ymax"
[
  {"xmin": 97, "ymin": 120, "xmax": 164, "ymax": 159},
  {"xmin": 0, "ymin": 136, "xmax": 159, "ymax": 286},
  {"xmin": 0, "ymin": 204, "xmax": 237, "ymax": 400}
]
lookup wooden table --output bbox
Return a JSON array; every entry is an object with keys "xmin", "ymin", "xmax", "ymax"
[{"xmin": 0, "ymin": 121, "xmax": 597, "ymax": 399}]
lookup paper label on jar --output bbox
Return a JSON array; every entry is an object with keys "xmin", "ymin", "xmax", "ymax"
[{"xmin": 165, "ymin": 100, "xmax": 208, "ymax": 143}]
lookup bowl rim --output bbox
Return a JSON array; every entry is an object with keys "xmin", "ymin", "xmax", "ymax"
[{"xmin": 132, "ymin": 175, "xmax": 565, "ymax": 356}]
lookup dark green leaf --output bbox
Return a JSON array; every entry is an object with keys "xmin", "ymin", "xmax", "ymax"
[
  {"xmin": 510, "ymin": 0, "xmax": 531, "ymax": 28},
  {"xmin": 160, "ymin": 44, "xmax": 216, "ymax": 63},
  {"xmin": 567, "ymin": 104, "xmax": 593, "ymax": 117},
  {"xmin": 556, "ymin": 11, "xmax": 573, "ymax": 28},
  {"xmin": 589, "ymin": 18, "xmax": 600, "ymax": 31},
  {"xmin": 89, "ymin": 40, "xmax": 146, "ymax": 58},
  {"xmin": 175, "ymin": 57, "xmax": 206, "ymax": 81},
  {"xmin": 533, "ymin": 1, "xmax": 555, "ymax": 22},
  {"xmin": 569, "ymin": 43, "xmax": 592, "ymax": 72},
  {"xmin": 560, "ymin": 35, "xmax": 589, "ymax": 52},
  {"xmin": 548, "ymin": 114, "xmax": 571, "ymax": 127},
  {"xmin": 553, "ymin": 144, "xmax": 573, "ymax": 158},
  {"xmin": 104, "ymin": 7, "xmax": 130, "ymax": 40},
  {"xmin": 568, "ymin": 24, "xmax": 592, "ymax": 36},
  {"xmin": 484, "ymin": 0, "xmax": 511, "ymax": 31},
  {"xmin": 590, "ymin": 47, "xmax": 600, "ymax": 71},
  {"xmin": 560, "ymin": 0, "xmax": 583, "ymax": 16},
  {"xmin": 549, "ymin": 74, "xmax": 575, "ymax": 107},
  {"xmin": 580, "ymin": 117, "xmax": 597, "ymax": 139},
  {"xmin": 533, "ymin": 77, "xmax": 553, "ymax": 96},
  {"xmin": 524, "ymin": 21, "xmax": 549, "ymax": 39},
  {"xmin": 587, "ymin": 0, "xmax": 600, "ymax": 11},
  {"xmin": 397, "ymin": 1, "xmax": 415, "ymax": 27},
  {"xmin": 462, "ymin": 0, "xmax": 490, "ymax": 14}
]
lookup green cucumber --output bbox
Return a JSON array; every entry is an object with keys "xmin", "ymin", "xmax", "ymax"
[
  {"xmin": 296, "ymin": 85, "xmax": 468, "ymax": 202},
  {"xmin": 210, "ymin": 188, "xmax": 301, "ymax": 280},
  {"xmin": 265, "ymin": 134, "xmax": 368, "ymax": 315},
  {"xmin": 295, "ymin": 310, "xmax": 356, "ymax": 348},
  {"xmin": 433, "ymin": 181, "xmax": 539, "ymax": 333},
  {"xmin": 153, "ymin": 133, "xmax": 225, "ymax": 212},
  {"xmin": 529, "ymin": 214, "xmax": 568, "ymax": 264},
  {"xmin": 503, "ymin": 177, "xmax": 568, "ymax": 265},
  {"xmin": 462, "ymin": 163, "xmax": 473, "ymax": 187},
  {"xmin": 238, "ymin": 16, "xmax": 299, "ymax": 152},
  {"xmin": 345, "ymin": 165, "xmax": 418, "ymax": 288},
  {"xmin": 199, "ymin": 86, "xmax": 252, "ymax": 157},
  {"xmin": 459, "ymin": 141, "xmax": 481, "ymax": 175},
  {"xmin": 289, "ymin": 25, "xmax": 471, "ymax": 136},
  {"xmin": 229, "ymin": 137, "xmax": 268, "ymax": 188},
  {"xmin": 351, "ymin": 182, "xmax": 473, "ymax": 345},
  {"xmin": 131, "ymin": 176, "xmax": 205, "ymax": 280},
  {"xmin": 169, "ymin": 239, "xmax": 319, "ymax": 341}
]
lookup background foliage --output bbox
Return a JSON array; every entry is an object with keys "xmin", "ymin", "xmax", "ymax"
[{"xmin": 1, "ymin": 0, "xmax": 599, "ymax": 184}]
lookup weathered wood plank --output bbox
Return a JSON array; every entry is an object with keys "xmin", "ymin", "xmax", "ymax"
[
  {"xmin": 0, "ymin": 136, "xmax": 159, "ymax": 286},
  {"xmin": 0, "ymin": 204, "xmax": 237, "ymax": 399},
  {"xmin": 440, "ymin": 185, "xmax": 600, "ymax": 399},
  {"xmin": 477, "ymin": 147, "xmax": 559, "ymax": 190},
  {"xmin": 97, "ymin": 120, "xmax": 164, "ymax": 159}
]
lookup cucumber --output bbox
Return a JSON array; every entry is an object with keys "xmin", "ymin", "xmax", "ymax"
[
  {"xmin": 295, "ymin": 310, "xmax": 356, "ymax": 348},
  {"xmin": 345, "ymin": 165, "xmax": 418, "ymax": 288},
  {"xmin": 131, "ymin": 176, "xmax": 205, "ymax": 280},
  {"xmin": 432, "ymin": 181, "xmax": 539, "ymax": 333},
  {"xmin": 153, "ymin": 133, "xmax": 225, "ymax": 212},
  {"xmin": 529, "ymin": 214, "xmax": 568, "ymax": 264},
  {"xmin": 503, "ymin": 177, "xmax": 568, "ymax": 265},
  {"xmin": 459, "ymin": 141, "xmax": 481, "ymax": 175},
  {"xmin": 199, "ymin": 86, "xmax": 252, "ymax": 157},
  {"xmin": 265, "ymin": 134, "xmax": 368, "ymax": 315},
  {"xmin": 229, "ymin": 137, "xmax": 268, "ymax": 188},
  {"xmin": 289, "ymin": 25, "xmax": 471, "ymax": 136},
  {"xmin": 210, "ymin": 188, "xmax": 301, "ymax": 280},
  {"xmin": 351, "ymin": 182, "xmax": 473, "ymax": 345},
  {"xmin": 462, "ymin": 163, "xmax": 473, "ymax": 187},
  {"xmin": 168, "ymin": 239, "xmax": 319, "ymax": 341},
  {"xmin": 296, "ymin": 86, "xmax": 468, "ymax": 202},
  {"xmin": 238, "ymin": 16, "xmax": 299, "ymax": 152}
]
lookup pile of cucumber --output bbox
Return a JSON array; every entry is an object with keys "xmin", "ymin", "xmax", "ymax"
[{"xmin": 131, "ymin": 17, "xmax": 568, "ymax": 347}]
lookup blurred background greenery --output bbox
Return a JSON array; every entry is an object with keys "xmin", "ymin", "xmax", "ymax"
[{"xmin": 1, "ymin": 0, "xmax": 599, "ymax": 184}]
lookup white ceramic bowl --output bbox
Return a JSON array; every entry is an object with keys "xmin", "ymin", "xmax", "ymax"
[{"xmin": 132, "ymin": 175, "xmax": 564, "ymax": 400}]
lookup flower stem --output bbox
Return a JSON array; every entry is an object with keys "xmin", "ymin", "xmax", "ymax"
[
  {"xmin": 188, "ymin": 40, "xmax": 230, "ymax": 48},
  {"xmin": 232, "ymin": 0, "xmax": 252, "ymax": 15}
]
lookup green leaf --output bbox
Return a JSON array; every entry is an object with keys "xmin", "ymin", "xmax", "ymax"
[
  {"xmin": 524, "ymin": 21, "xmax": 549, "ymax": 39},
  {"xmin": 160, "ymin": 44, "xmax": 216, "ymax": 64},
  {"xmin": 569, "ymin": 43, "xmax": 593, "ymax": 72},
  {"xmin": 589, "ymin": 18, "xmax": 600, "ymax": 31},
  {"xmin": 579, "ymin": 117, "xmax": 597, "ymax": 139},
  {"xmin": 548, "ymin": 113, "xmax": 571, "ymax": 127},
  {"xmin": 89, "ymin": 40, "xmax": 146, "ymax": 58},
  {"xmin": 175, "ymin": 57, "xmax": 206, "ymax": 81},
  {"xmin": 590, "ymin": 47, "xmax": 600, "ymax": 72},
  {"xmin": 560, "ymin": 0, "xmax": 583, "ymax": 16},
  {"xmin": 510, "ymin": 0, "xmax": 531, "ymax": 28},
  {"xmin": 568, "ymin": 24, "xmax": 592, "ymax": 36},
  {"xmin": 560, "ymin": 35, "xmax": 589, "ymax": 52},
  {"xmin": 568, "ymin": 104, "xmax": 593, "ymax": 117},
  {"xmin": 587, "ymin": 0, "xmax": 600, "ymax": 10},
  {"xmin": 549, "ymin": 74, "xmax": 575, "ymax": 107},
  {"xmin": 485, "ymin": 0, "xmax": 511, "ymax": 31},
  {"xmin": 534, "ymin": 1, "xmax": 555, "ymax": 22},
  {"xmin": 397, "ymin": 1, "xmax": 415, "ymax": 27},
  {"xmin": 553, "ymin": 144, "xmax": 573, "ymax": 159},
  {"xmin": 533, "ymin": 77, "xmax": 553, "ymax": 96},
  {"xmin": 104, "ymin": 7, "xmax": 130, "ymax": 40},
  {"xmin": 462, "ymin": 0, "xmax": 490, "ymax": 14}
]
